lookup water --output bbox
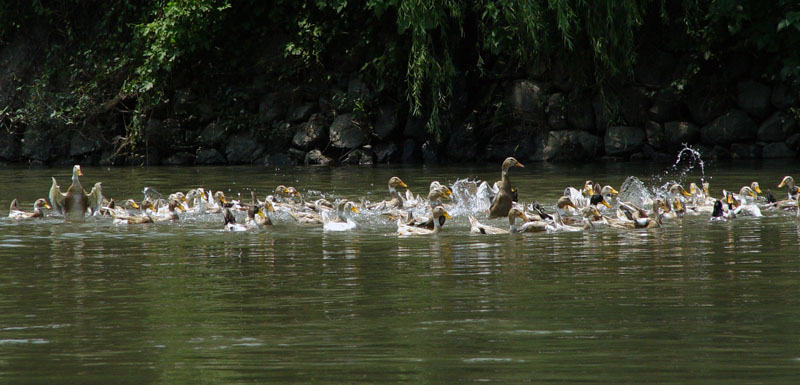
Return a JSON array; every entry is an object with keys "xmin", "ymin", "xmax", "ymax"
[{"xmin": 2, "ymin": 160, "xmax": 800, "ymax": 383}]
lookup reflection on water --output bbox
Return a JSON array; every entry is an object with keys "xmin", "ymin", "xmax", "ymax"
[{"xmin": 2, "ymin": 160, "xmax": 800, "ymax": 383}]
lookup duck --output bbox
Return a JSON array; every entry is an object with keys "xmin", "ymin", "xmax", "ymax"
[
  {"xmin": 397, "ymin": 206, "xmax": 451, "ymax": 236},
  {"xmin": 488, "ymin": 157, "xmax": 524, "ymax": 219},
  {"xmin": 153, "ymin": 199, "xmax": 186, "ymax": 222},
  {"xmin": 366, "ymin": 177, "xmax": 408, "ymax": 211},
  {"xmin": 8, "ymin": 198, "xmax": 51, "ymax": 220},
  {"xmin": 50, "ymin": 165, "xmax": 94, "ymax": 220},
  {"xmin": 555, "ymin": 196, "xmax": 577, "ymax": 217},
  {"xmin": 778, "ymin": 176, "xmax": 799, "ymax": 199},
  {"xmin": 323, "ymin": 200, "xmax": 361, "ymax": 232},
  {"xmin": 608, "ymin": 199, "xmax": 668, "ymax": 229},
  {"xmin": 222, "ymin": 208, "xmax": 249, "ymax": 231},
  {"xmin": 253, "ymin": 201, "xmax": 275, "ymax": 227},
  {"xmin": 111, "ymin": 200, "xmax": 156, "ymax": 225},
  {"xmin": 468, "ymin": 215, "xmax": 509, "ymax": 235},
  {"xmin": 710, "ymin": 200, "xmax": 727, "ymax": 222},
  {"xmin": 288, "ymin": 199, "xmax": 329, "ymax": 225},
  {"xmin": 508, "ymin": 208, "xmax": 552, "ymax": 233},
  {"xmin": 551, "ymin": 208, "xmax": 596, "ymax": 232}
]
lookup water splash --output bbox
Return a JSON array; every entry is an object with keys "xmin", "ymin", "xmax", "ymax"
[
  {"xmin": 648, "ymin": 144, "xmax": 708, "ymax": 198},
  {"xmin": 618, "ymin": 176, "xmax": 653, "ymax": 208}
]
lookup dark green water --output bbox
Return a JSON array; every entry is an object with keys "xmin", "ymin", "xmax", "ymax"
[{"xmin": 2, "ymin": 160, "xmax": 800, "ymax": 383}]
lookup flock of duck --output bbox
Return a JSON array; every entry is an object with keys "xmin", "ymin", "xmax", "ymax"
[{"xmin": 6, "ymin": 158, "xmax": 800, "ymax": 236}]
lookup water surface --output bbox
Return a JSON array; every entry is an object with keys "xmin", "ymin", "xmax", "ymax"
[{"xmin": 2, "ymin": 159, "xmax": 800, "ymax": 383}]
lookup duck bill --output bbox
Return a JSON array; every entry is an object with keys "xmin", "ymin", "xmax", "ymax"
[
  {"xmin": 267, "ymin": 203, "xmax": 275, "ymax": 212},
  {"xmin": 601, "ymin": 199, "xmax": 611, "ymax": 208},
  {"xmin": 350, "ymin": 206, "xmax": 360, "ymax": 214},
  {"xmin": 131, "ymin": 202, "xmax": 140, "ymax": 209},
  {"xmin": 257, "ymin": 209, "xmax": 266, "ymax": 219},
  {"xmin": 76, "ymin": 166, "xmax": 83, "ymax": 176},
  {"xmin": 176, "ymin": 205, "xmax": 186, "ymax": 212},
  {"xmin": 515, "ymin": 161, "xmax": 525, "ymax": 168},
  {"xmin": 681, "ymin": 188, "xmax": 692, "ymax": 197},
  {"xmin": 398, "ymin": 181, "xmax": 408, "ymax": 188},
  {"xmin": 44, "ymin": 203, "xmax": 52, "ymax": 209},
  {"xmin": 779, "ymin": 177, "xmax": 789, "ymax": 188},
  {"xmin": 442, "ymin": 211, "xmax": 452, "ymax": 219},
  {"xmin": 674, "ymin": 200, "xmax": 683, "ymax": 211},
  {"xmin": 726, "ymin": 195, "xmax": 734, "ymax": 204},
  {"xmin": 609, "ymin": 187, "xmax": 619, "ymax": 195},
  {"xmin": 753, "ymin": 185, "xmax": 762, "ymax": 194}
]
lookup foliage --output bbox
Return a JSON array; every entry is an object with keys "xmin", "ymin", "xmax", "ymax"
[{"xmin": 0, "ymin": 0, "xmax": 798, "ymax": 156}]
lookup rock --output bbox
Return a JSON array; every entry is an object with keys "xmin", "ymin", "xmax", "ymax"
[
  {"xmin": 730, "ymin": 143, "xmax": 762, "ymax": 159},
  {"xmin": 403, "ymin": 115, "xmax": 427, "ymax": 141},
  {"xmin": 374, "ymin": 104, "xmax": 398, "ymax": 140},
  {"xmin": 196, "ymin": 148, "xmax": 226, "ymax": 165},
  {"xmin": 198, "ymin": 122, "xmax": 229, "ymax": 147},
  {"xmin": 688, "ymin": 93, "xmax": 729, "ymax": 125},
  {"xmin": 258, "ymin": 92, "xmax": 286, "ymax": 123},
  {"xmin": 762, "ymin": 142, "xmax": 795, "ymax": 158},
  {"xmin": 642, "ymin": 144, "xmax": 671, "ymax": 161},
  {"xmin": 592, "ymin": 94, "xmax": 611, "ymax": 132},
  {"xmin": 401, "ymin": 138, "xmax": 422, "ymax": 163},
  {"xmin": 604, "ymin": 126, "xmax": 646, "ymax": 157},
  {"xmin": 710, "ymin": 145, "xmax": 731, "ymax": 160},
  {"xmin": 648, "ymin": 92, "xmax": 684, "ymax": 122},
  {"xmin": 422, "ymin": 141, "xmax": 439, "ymax": 165},
  {"xmin": 546, "ymin": 93, "xmax": 568, "ymax": 130},
  {"xmin": 162, "ymin": 152, "xmax": 194, "ymax": 166},
  {"xmin": 635, "ymin": 49, "xmax": 676, "ymax": 86},
  {"xmin": 645, "ymin": 121, "xmax": 665, "ymax": 150},
  {"xmin": 69, "ymin": 135, "xmax": 97, "ymax": 156},
  {"xmin": 264, "ymin": 153, "xmax": 297, "ymax": 166},
  {"xmin": 342, "ymin": 147, "xmax": 374, "ymax": 165},
  {"xmin": 375, "ymin": 142, "xmax": 399, "ymax": 163},
  {"xmin": 446, "ymin": 115, "xmax": 478, "ymax": 162},
  {"xmin": 701, "ymin": 110, "xmax": 757, "ymax": 145},
  {"xmin": 359, "ymin": 145, "xmax": 374, "ymax": 165},
  {"xmin": 267, "ymin": 121, "xmax": 295, "ymax": 153},
  {"xmin": 145, "ymin": 118, "xmax": 181, "ymax": 152},
  {"xmin": 330, "ymin": 113, "xmax": 369, "ymax": 149},
  {"xmin": 619, "ymin": 87, "xmax": 650, "ymax": 126},
  {"xmin": 347, "ymin": 77, "xmax": 371, "ymax": 100},
  {"xmin": 173, "ymin": 89, "xmax": 196, "ymax": 116},
  {"xmin": 737, "ymin": 80, "xmax": 772, "ymax": 119},
  {"xmin": 292, "ymin": 114, "xmax": 327, "ymax": 150},
  {"xmin": 287, "ymin": 103, "xmax": 315, "ymax": 123},
  {"xmin": 786, "ymin": 133, "xmax": 800, "ymax": 152},
  {"xmin": 757, "ymin": 111, "xmax": 797, "ymax": 142},
  {"xmin": 629, "ymin": 152, "xmax": 647, "ymax": 161},
  {"xmin": 21, "ymin": 128, "xmax": 53, "ymax": 162},
  {"xmin": 771, "ymin": 84, "xmax": 797, "ymax": 110},
  {"xmin": 664, "ymin": 121, "xmax": 700, "ymax": 149},
  {"xmin": 305, "ymin": 149, "xmax": 332, "ymax": 166},
  {"xmin": 0, "ymin": 129, "xmax": 19, "ymax": 161},
  {"xmin": 566, "ymin": 94, "xmax": 595, "ymax": 131},
  {"xmin": 507, "ymin": 80, "xmax": 545, "ymax": 122},
  {"xmin": 225, "ymin": 131, "xmax": 265, "ymax": 164},
  {"xmin": 541, "ymin": 130, "xmax": 603, "ymax": 161}
]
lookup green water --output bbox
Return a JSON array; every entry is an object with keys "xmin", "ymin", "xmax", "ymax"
[{"xmin": 2, "ymin": 160, "xmax": 800, "ymax": 384}]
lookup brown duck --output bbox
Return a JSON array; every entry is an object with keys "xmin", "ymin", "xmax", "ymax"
[{"xmin": 488, "ymin": 157, "xmax": 524, "ymax": 219}]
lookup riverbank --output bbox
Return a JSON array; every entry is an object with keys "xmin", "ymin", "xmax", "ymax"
[{"xmin": 1, "ymin": 3, "xmax": 798, "ymax": 167}]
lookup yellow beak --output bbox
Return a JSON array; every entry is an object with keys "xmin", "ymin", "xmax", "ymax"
[
  {"xmin": 44, "ymin": 203, "xmax": 52, "ymax": 209},
  {"xmin": 267, "ymin": 202, "xmax": 275, "ymax": 212},
  {"xmin": 399, "ymin": 181, "xmax": 408, "ymax": 188},
  {"xmin": 131, "ymin": 202, "xmax": 140, "ymax": 209},
  {"xmin": 257, "ymin": 208, "xmax": 266, "ymax": 219},
  {"xmin": 442, "ymin": 211, "xmax": 452, "ymax": 219},
  {"xmin": 601, "ymin": 199, "xmax": 611, "ymax": 208},
  {"xmin": 350, "ymin": 206, "xmax": 360, "ymax": 214}
]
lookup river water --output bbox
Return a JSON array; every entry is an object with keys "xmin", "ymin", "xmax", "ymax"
[{"xmin": 1, "ymin": 158, "xmax": 800, "ymax": 383}]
